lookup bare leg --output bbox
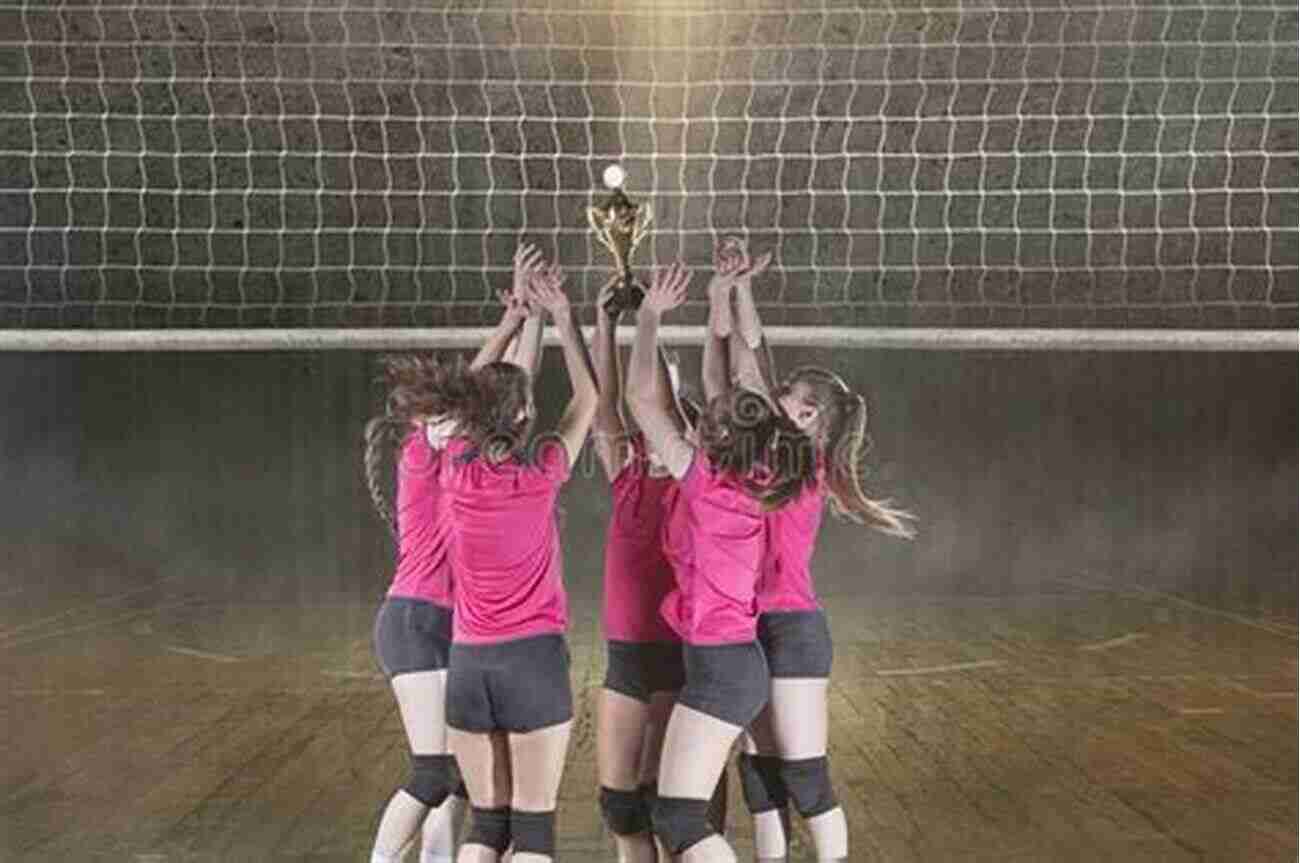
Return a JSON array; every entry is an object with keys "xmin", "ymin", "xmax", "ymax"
[
  {"xmin": 741, "ymin": 714, "xmax": 792, "ymax": 862},
  {"xmin": 599, "ymin": 689, "xmax": 657, "ymax": 863},
  {"xmin": 758, "ymin": 679, "xmax": 847, "ymax": 862},
  {"xmin": 372, "ymin": 670, "xmax": 459, "ymax": 863},
  {"xmin": 657, "ymin": 704, "xmax": 744, "ymax": 863},
  {"xmin": 450, "ymin": 729, "xmax": 513, "ymax": 863},
  {"xmin": 638, "ymin": 693, "xmax": 677, "ymax": 863},
  {"xmin": 422, "ymin": 792, "xmax": 469, "ymax": 863},
  {"xmin": 508, "ymin": 721, "xmax": 573, "ymax": 863}
]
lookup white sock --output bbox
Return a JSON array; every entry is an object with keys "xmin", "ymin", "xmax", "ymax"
[{"xmin": 370, "ymin": 852, "xmax": 400, "ymax": 863}]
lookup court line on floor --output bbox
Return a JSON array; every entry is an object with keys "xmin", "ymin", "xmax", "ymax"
[
  {"xmin": 321, "ymin": 669, "xmax": 381, "ymax": 679},
  {"xmin": 0, "ymin": 596, "xmax": 209, "ymax": 650},
  {"xmin": 163, "ymin": 645, "xmax": 244, "ymax": 663},
  {"xmin": 875, "ymin": 659, "xmax": 1005, "ymax": 676},
  {"xmin": 0, "ymin": 576, "xmax": 186, "ymax": 641},
  {"xmin": 1056, "ymin": 572, "xmax": 1299, "ymax": 642},
  {"xmin": 1080, "ymin": 632, "xmax": 1149, "ymax": 652}
]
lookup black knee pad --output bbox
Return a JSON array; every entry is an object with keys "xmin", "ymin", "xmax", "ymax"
[
  {"xmin": 600, "ymin": 786, "xmax": 650, "ymax": 836},
  {"xmin": 778, "ymin": 756, "xmax": 838, "ymax": 818},
  {"xmin": 650, "ymin": 795, "xmax": 715, "ymax": 855},
  {"xmin": 511, "ymin": 809, "xmax": 556, "ymax": 856},
  {"xmin": 404, "ymin": 753, "xmax": 459, "ymax": 808},
  {"xmin": 452, "ymin": 779, "xmax": 469, "ymax": 799},
  {"xmin": 465, "ymin": 806, "xmax": 511, "ymax": 853},
  {"xmin": 738, "ymin": 753, "xmax": 788, "ymax": 814}
]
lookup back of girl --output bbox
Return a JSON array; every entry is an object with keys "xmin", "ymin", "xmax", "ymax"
[
  {"xmin": 711, "ymin": 238, "xmax": 915, "ymax": 863},
  {"xmin": 626, "ymin": 262, "xmax": 818, "ymax": 863},
  {"xmin": 442, "ymin": 429, "xmax": 571, "ymax": 643},
  {"xmin": 437, "ymin": 263, "xmax": 599, "ymax": 863}
]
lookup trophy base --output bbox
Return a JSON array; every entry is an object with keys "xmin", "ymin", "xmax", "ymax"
[{"xmin": 602, "ymin": 278, "xmax": 646, "ymax": 315}]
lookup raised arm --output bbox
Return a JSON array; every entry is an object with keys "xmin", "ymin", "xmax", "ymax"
[
  {"xmin": 528, "ymin": 265, "xmax": 599, "ymax": 470},
  {"xmin": 724, "ymin": 241, "xmax": 777, "ymax": 401},
  {"xmin": 592, "ymin": 276, "xmax": 631, "ymax": 482},
  {"xmin": 625, "ymin": 263, "xmax": 694, "ymax": 480},
  {"xmin": 470, "ymin": 243, "xmax": 540, "ymax": 371},
  {"xmin": 702, "ymin": 254, "xmax": 737, "ymax": 404},
  {"xmin": 503, "ymin": 305, "xmax": 544, "ymax": 379}
]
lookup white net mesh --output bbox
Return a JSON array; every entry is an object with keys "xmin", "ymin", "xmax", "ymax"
[{"xmin": 0, "ymin": 0, "xmax": 1296, "ymax": 334}]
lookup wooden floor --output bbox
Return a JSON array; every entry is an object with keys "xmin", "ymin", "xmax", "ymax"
[{"xmin": 1, "ymin": 569, "xmax": 1294, "ymax": 863}]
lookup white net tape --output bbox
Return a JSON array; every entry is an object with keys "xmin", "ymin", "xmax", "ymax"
[{"xmin": 0, "ymin": 0, "xmax": 1295, "ymax": 343}]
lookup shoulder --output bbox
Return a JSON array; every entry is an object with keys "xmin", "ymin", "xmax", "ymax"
[{"xmin": 532, "ymin": 437, "xmax": 572, "ymax": 484}]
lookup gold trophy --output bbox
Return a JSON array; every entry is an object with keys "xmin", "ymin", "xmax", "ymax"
[{"xmin": 587, "ymin": 165, "xmax": 653, "ymax": 315}]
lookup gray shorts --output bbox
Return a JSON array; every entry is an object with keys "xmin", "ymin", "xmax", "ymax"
[
  {"xmin": 446, "ymin": 634, "xmax": 574, "ymax": 733},
  {"xmin": 603, "ymin": 640, "xmax": 686, "ymax": 703},
  {"xmin": 757, "ymin": 610, "xmax": 834, "ymax": 678},
  {"xmin": 373, "ymin": 597, "xmax": 453, "ymax": 678},
  {"xmin": 677, "ymin": 641, "xmax": 770, "ymax": 728}
]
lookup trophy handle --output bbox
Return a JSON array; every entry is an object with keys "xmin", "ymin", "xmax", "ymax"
[
  {"xmin": 632, "ymin": 205, "xmax": 654, "ymax": 247},
  {"xmin": 585, "ymin": 206, "xmax": 604, "ymax": 236}
]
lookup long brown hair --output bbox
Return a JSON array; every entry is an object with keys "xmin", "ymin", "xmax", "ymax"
[
  {"xmin": 363, "ymin": 415, "xmax": 402, "ymax": 538},
  {"xmin": 699, "ymin": 388, "xmax": 818, "ymax": 511},
  {"xmin": 363, "ymin": 354, "xmax": 452, "ymax": 537},
  {"xmin": 362, "ymin": 354, "xmax": 535, "ymax": 533},
  {"xmin": 783, "ymin": 366, "xmax": 916, "ymax": 538}
]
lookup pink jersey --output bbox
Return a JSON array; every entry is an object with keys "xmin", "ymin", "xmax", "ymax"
[
  {"xmin": 387, "ymin": 429, "xmax": 453, "ymax": 608},
  {"xmin": 442, "ymin": 437, "xmax": 570, "ymax": 644},
  {"xmin": 659, "ymin": 453, "xmax": 767, "ymax": 645},
  {"xmin": 603, "ymin": 438, "xmax": 678, "ymax": 643},
  {"xmin": 758, "ymin": 477, "xmax": 826, "ymax": 613}
]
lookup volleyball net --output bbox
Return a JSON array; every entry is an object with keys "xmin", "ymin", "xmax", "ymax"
[{"xmin": 0, "ymin": 0, "xmax": 1295, "ymax": 350}]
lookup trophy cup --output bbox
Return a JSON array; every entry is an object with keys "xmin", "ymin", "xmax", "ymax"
[{"xmin": 587, "ymin": 169, "xmax": 653, "ymax": 315}]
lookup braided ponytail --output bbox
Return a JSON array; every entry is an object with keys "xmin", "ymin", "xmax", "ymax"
[{"xmin": 363, "ymin": 415, "xmax": 402, "ymax": 539}]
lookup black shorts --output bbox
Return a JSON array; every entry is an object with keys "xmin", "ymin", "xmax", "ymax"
[
  {"xmin": 603, "ymin": 640, "xmax": 686, "ymax": 703},
  {"xmin": 446, "ymin": 634, "xmax": 574, "ymax": 733},
  {"xmin": 676, "ymin": 641, "xmax": 769, "ymax": 728},
  {"xmin": 373, "ymin": 597, "xmax": 454, "ymax": 678},
  {"xmin": 757, "ymin": 610, "xmax": 834, "ymax": 678}
]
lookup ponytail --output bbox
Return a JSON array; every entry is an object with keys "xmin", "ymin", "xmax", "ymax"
[
  {"xmin": 825, "ymin": 391, "xmax": 916, "ymax": 538},
  {"xmin": 363, "ymin": 415, "xmax": 402, "ymax": 538}
]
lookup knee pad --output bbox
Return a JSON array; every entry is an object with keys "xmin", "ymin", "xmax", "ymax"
[
  {"xmin": 600, "ymin": 786, "xmax": 650, "ymax": 836},
  {"xmin": 511, "ymin": 809, "xmax": 556, "ymax": 857},
  {"xmin": 403, "ymin": 753, "xmax": 459, "ymax": 808},
  {"xmin": 778, "ymin": 756, "xmax": 838, "ymax": 818},
  {"xmin": 738, "ymin": 753, "xmax": 788, "ymax": 814},
  {"xmin": 465, "ymin": 806, "xmax": 511, "ymax": 853},
  {"xmin": 650, "ymin": 795, "xmax": 715, "ymax": 856}
]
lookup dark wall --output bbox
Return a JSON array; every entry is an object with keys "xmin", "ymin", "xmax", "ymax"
[{"xmin": 1, "ymin": 349, "xmax": 1294, "ymax": 623}]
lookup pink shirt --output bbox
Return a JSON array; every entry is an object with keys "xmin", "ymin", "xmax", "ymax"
[
  {"xmin": 387, "ymin": 429, "xmax": 453, "ymax": 608},
  {"xmin": 659, "ymin": 454, "xmax": 767, "ymax": 645},
  {"xmin": 758, "ymin": 478, "xmax": 826, "ymax": 613},
  {"xmin": 442, "ymin": 437, "xmax": 570, "ymax": 645},
  {"xmin": 603, "ymin": 439, "xmax": 678, "ymax": 643}
]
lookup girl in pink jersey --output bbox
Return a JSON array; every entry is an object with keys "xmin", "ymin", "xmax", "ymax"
[
  {"xmin": 363, "ymin": 244, "xmax": 549, "ymax": 863},
  {"xmin": 429, "ymin": 264, "xmax": 598, "ymax": 863},
  {"xmin": 592, "ymin": 277, "xmax": 727, "ymax": 863},
  {"xmin": 710, "ymin": 238, "xmax": 914, "ymax": 863},
  {"xmin": 625, "ymin": 264, "xmax": 818, "ymax": 863}
]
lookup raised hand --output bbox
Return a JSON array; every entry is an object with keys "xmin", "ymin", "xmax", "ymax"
[
  {"xmin": 716, "ymin": 236, "xmax": 772, "ymax": 285},
  {"xmin": 495, "ymin": 286, "xmax": 531, "ymax": 325},
  {"xmin": 512, "ymin": 242, "xmax": 546, "ymax": 299},
  {"xmin": 643, "ymin": 262, "xmax": 690, "ymax": 315},
  {"xmin": 526, "ymin": 263, "xmax": 570, "ymax": 320}
]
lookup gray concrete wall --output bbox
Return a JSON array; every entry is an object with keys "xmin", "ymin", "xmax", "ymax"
[{"xmin": 1, "ymin": 348, "xmax": 1294, "ymax": 628}]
